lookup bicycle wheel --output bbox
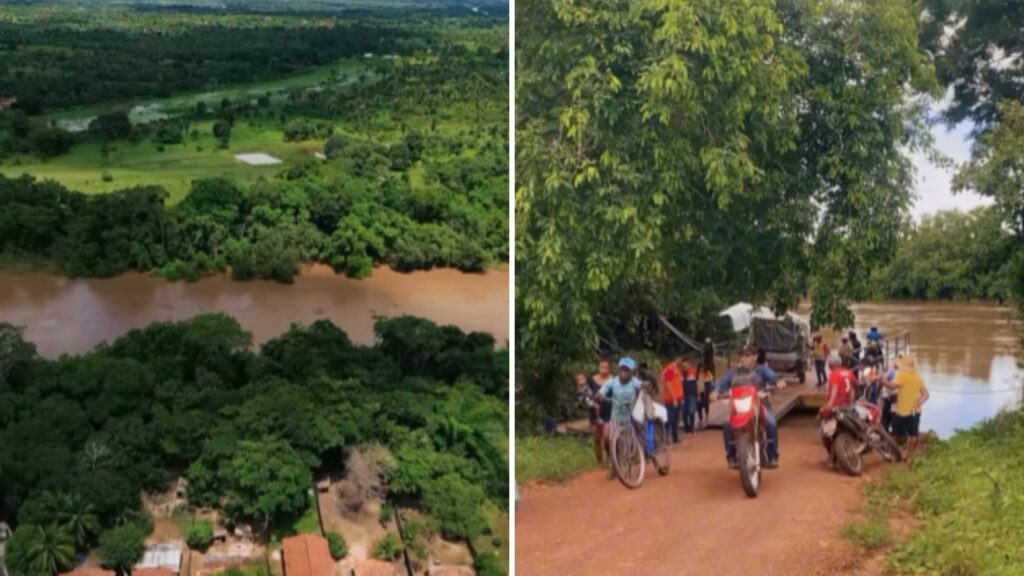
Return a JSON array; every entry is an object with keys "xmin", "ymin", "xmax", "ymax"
[
  {"xmin": 611, "ymin": 423, "xmax": 645, "ymax": 489},
  {"xmin": 652, "ymin": 422, "xmax": 671, "ymax": 475}
]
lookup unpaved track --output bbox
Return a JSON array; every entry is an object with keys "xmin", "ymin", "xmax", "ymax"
[{"xmin": 517, "ymin": 416, "xmax": 883, "ymax": 576}]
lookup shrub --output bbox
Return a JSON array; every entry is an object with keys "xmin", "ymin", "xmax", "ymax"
[
  {"xmin": 185, "ymin": 520, "xmax": 214, "ymax": 550},
  {"xmin": 473, "ymin": 553, "xmax": 506, "ymax": 576},
  {"xmin": 325, "ymin": 531, "xmax": 347, "ymax": 560},
  {"xmin": 372, "ymin": 533, "xmax": 403, "ymax": 562},
  {"xmin": 379, "ymin": 503, "xmax": 393, "ymax": 525}
]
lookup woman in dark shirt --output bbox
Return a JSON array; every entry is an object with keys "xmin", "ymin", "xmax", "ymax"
[{"xmin": 577, "ymin": 360, "xmax": 613, "ymax": 465}]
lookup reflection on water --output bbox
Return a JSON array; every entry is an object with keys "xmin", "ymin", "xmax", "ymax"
[
  {"xmin": 822, "ymin": 301, "xmax": 1022, "ymax": 438},
  {"xmin": 0, "ymin": 265, "xmax": 509, "ymax": 358}
]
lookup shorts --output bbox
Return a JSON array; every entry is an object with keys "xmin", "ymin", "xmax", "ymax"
[{"xmin": 893, "ymin": 413, "xmax": 921, "ymax": 438}]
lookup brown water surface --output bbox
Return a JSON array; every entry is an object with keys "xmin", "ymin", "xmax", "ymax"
[{"xmin": 0, "ymin": 265, "xmax": 508, "ymax": 358}]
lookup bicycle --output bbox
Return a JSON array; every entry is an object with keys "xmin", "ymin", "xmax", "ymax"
[{"xmin": 609, "ymin": 389, "xmax": 671, "ymax": 489}]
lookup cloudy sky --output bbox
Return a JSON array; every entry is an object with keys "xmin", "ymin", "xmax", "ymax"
[{"xmin": 910, "ymin": 116, "xmax": 990, "ymax": 220}]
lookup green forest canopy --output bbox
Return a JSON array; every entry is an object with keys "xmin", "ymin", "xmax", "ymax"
[
  {"xmin": 0, "ymin": 314, "xmax": 508, "ymax": 576},
  {"xmin": 0, "ymin": 5, "xmax": 508, "ymax": 280}
]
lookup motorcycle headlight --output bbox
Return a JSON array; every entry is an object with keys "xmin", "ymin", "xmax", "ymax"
[{"xmin": 732, "ymin": 396, "xmax": 753, "ymax": 413}]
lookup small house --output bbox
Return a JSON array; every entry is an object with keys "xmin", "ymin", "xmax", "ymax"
[
  {"xmin": 136, "ymin": 542, "xmax": 183, "ymax": 575},
  {"xmin": 281, "ymin": 535, "xmax": 333, "ymax": 576}
]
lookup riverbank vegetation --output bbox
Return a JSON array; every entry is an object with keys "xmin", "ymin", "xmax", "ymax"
[
  {"xmin": 871, "ymin": 207, "xmax": 1017, "ymax": 303},
  {"xmin": 844, "ymin": 409, "xmax": 1024, "ymax": 575},
  {"xmin": 0, "ymin": 314, "xmax": 508, "ymax": 576},
  {"xmin": 0, "ymin": 3, "xmax": 508, "ymax": 280}
]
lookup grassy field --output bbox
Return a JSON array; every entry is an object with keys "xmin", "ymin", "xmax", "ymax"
[
  {"xmin": 515, "ymin": 435, "xmax": 597, "ymax": 484},
  {"xmin": 0, "ymin": 119, "xmax": 321, "ymax": 203}
]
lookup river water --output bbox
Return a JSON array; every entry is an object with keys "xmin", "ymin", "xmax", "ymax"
[
  {"xmin": 0, "ymin": 265, "xmax": 509, "ymax": 358},
  {"xmin": 826, "ymin": 301, "xmax": 1022, "ymax": 438}
]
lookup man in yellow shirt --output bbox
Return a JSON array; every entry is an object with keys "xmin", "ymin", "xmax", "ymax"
[{"xmin": 883, "ymin": 355, "xmax": 930, "ymax": 462}]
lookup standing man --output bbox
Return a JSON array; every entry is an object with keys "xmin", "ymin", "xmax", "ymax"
[
  {"xmin": 818, "ymin": 354, "xmax": 854, "ymax": 466},
  {"xmin": 711, "ymin": 346, "xmax": 784, "ymax": 469},
  {"xmin": 661, "ymin": 357, "xmax": 683, "ymax": 443},
  {"xmin": 883, "ymin": 356, "xmax": 929, "ymax": 462},
  {"xmin": 839, "ymin": 337, "xmax": 853, "ymax": 368}
]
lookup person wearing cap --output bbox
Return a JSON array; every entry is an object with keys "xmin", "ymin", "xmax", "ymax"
[
  {"xmin": 597, "ymin": 357, "xmax": 643, "ymax": 427},
  {"xmin": 710, "ymin": 345, "xmax": 784, "ymax": 469},
  {"xmin": 882, "ymin": 355, "xmax": 929, "ymax": 462}
]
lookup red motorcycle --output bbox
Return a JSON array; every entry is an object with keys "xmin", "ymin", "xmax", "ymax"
[
  {"xmin": 822, "ymin": 399, "xmax": 902, "ymax": 476},
  {"xmin": 728, "ymin": 383, "xmax": 774, "ymax": 498}
]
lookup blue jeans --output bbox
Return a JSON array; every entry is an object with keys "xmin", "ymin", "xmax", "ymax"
[
  {"xmin": 723, "ymin": 406, "xmax": 778, "ymax": 462},
  {"xmin": 682, "ymin": 395, "xmax": 697, "ymax": 432}
]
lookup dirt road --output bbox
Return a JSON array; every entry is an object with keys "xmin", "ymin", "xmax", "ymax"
[{"xmin": 516, "ymin": 416, "xmax": 887, "ymax": 576}]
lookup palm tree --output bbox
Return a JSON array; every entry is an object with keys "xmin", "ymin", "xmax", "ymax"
[
  {"xmin": 59, "ymin": 493, "xmax": 100, "ymax": 550},
  {"xmin": 23, "ymin": 524, "xmax": 75, "ymax": 576}
]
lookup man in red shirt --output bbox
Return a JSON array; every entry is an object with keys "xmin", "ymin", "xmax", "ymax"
[
  {"xmin": 662, "ymin": 357, "xmax": 683, "ymax": 443},
  {"xmin": 819, "ymin": 354, "xmax": 854, "ymax": 465}
]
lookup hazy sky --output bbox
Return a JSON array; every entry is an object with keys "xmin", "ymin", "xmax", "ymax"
[{"xmin": 910, "ymin": 105, "xmax": 991, "ymax": 220}]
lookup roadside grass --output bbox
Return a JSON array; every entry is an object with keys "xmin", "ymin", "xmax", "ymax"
[
  {"xmin": 841, "ymin": 518, "xmax": 890, "ymax": 551},
  {"xmin": 845, "ymin": 409, "xmax": 1024, "ymax": 575},
  {"xmin": 515, "ymin": 435, "xmax": 596, "ymax": 484}
]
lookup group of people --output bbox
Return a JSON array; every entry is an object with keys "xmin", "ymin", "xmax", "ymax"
[
  {"xmin": 577, "ymin": 324, "xmax": 929, "ymax": 474},
  {"xmin": 576, "ymin": 342, "xmax": 784, "ymax": 471},
  {"xmin": 810, "ymin": 326, "xmax": 887, "ymax": 386},
  {"xmin": 816, "ymin": 331, "xmax": 930, "ymax": 463}
]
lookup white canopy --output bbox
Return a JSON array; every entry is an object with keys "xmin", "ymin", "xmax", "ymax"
[{"xmin": 719, "ymin": 302, "xmax": 805, "ymax": 332}]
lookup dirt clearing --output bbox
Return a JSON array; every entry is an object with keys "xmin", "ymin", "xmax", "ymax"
[{"xmin": 516, "ymin": 416, "xmax": 896, "ymax": 576}]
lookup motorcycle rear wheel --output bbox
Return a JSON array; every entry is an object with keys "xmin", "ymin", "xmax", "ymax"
[
  {"xmin": 736, "ymin": 434, "xmax": 760, "ymax": 498},
  {"xmin": 611, "ymin": 424, "xmax": 645, "ymax": 489},
  {"xmin": 834, "ymin": 431, "xmax": 863, "ymax": 476}
]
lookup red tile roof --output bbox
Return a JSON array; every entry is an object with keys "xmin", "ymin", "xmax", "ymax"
[
  {"xmin": 351, "ymin": 560, "xmax": 400, "ymax": 576},
  {"xmin": 282, "ymin": 535, "xmax": 334, "ymax": 576}
]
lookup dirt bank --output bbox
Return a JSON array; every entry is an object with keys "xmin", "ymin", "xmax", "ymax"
[{"xmin": 516, "ymin": 416, "xmax": 892, "ymax": 576}]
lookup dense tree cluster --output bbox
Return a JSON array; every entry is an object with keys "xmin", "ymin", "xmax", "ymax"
[
  {"xmin": 873, "ymin": 207, "xmax": 1016, "ymax": 302},
  {"xmin": 921, "ymin": 0, "xmax": 1024, "ymax": 316},
  {"xmin": 0, "ymin": 9, "xmax": 415, "ymax": 114},
  {"xmin": 0, "ymin": 172, "xmax": 503, "ymax": 280},
  {"xmin": 0, "ymin": 314, "xmax": 508, "ymax": 576}
]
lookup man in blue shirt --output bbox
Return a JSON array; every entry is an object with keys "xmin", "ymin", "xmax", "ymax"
[
  {"xmin": 712, "ymin": 346, "xmax": 783, "ymax": 469},
  {"xmin": 867, "ymin": 326, "xmax": 884, "ymax": 344}
]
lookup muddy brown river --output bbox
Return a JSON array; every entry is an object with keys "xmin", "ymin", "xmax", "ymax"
[
  {"xmin": 0, "ymin": 265, "xmax": 509, "ymax": 358},
  {"xmin": 822, "ymin": 301, "xmax": 1022, "ymax": 438}
]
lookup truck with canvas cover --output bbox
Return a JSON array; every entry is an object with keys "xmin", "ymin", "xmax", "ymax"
[{"xmin": 748, "ymin": 315, "xmax": 809, "ymax": 384}]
